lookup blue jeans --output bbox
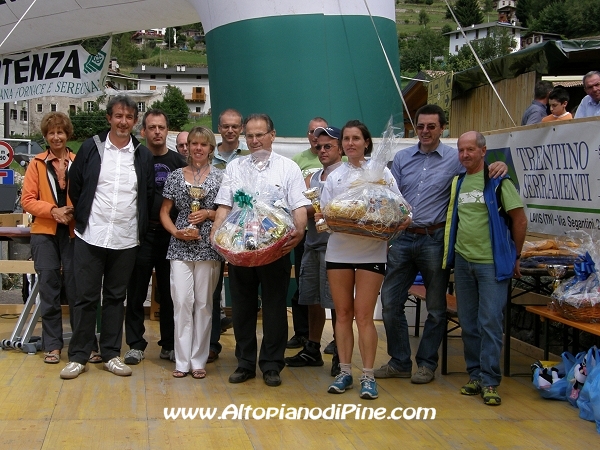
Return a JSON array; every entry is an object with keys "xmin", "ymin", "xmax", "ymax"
[
  {"xmin": 381, "ymin": 228, "xmax": 449, "ymax": 372},
  {"xmin": 454, "ymin": 253, "xmax": 509, "ymax": 387}
]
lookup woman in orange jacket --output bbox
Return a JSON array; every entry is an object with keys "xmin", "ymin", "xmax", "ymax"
[{"xmin": 21, "ymin": 112, "xmax": 77, "ymax": 364}]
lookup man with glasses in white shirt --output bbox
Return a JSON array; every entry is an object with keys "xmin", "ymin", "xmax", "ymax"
[
  {"xmin": 60, "ymin": 95, "xmax": 154, "ymax": 379},
  {"xmin": 211, "ymin": 113, "xmax": 310, "ymax": 387}
]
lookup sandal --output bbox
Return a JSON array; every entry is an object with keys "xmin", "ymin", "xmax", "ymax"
[
  {"xmin": 44, "ymin": 351, "xmax": 61, "ymax": 364},
  {"xmin": 89, "ymin": 351, "xmax": 102, "ymax": 364},
  {"xmin": 172, "ymin": 370, "xmax": 188, "ymax": 378},
  {"xmin": 191, "ymin": 369, "xmax": 206, "ymax": 379}
]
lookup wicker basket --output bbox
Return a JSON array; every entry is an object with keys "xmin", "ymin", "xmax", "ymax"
[
  {"xmin": 214, "ymin": 230, "xmax": 294, "ymax": 267},
  {"xmin": 326, "ymin": 217, "xmax": 400, "ymax": 241},
  {"xmin": 551, "ymin": 298, "xmax": 600, "ymax": 323}
]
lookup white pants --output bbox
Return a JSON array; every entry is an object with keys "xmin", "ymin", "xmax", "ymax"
[{"xmin": 171, "ymin": 260, "xmax": 220, "ymax": 373}]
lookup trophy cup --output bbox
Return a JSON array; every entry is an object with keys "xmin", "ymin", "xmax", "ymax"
[
  {"xmin": 303, "ymin": 187, "xmax": 330, "ymax": 233},
  {"xmin": 185, "ymin": 185, "xmax": 205, "ymax": 238},
  {"xmin": 547, "ymin": 264, "xmax": 567, "ymax": 291}
]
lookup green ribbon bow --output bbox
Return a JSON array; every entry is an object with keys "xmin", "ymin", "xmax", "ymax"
[{"xmin": 233, "ymin": 190, "xmax": 254, "ymax": 209}]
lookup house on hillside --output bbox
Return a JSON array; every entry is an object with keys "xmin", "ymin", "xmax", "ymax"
[
  {"xmin": 131, "ymin": 29, "xmax": 166, "ymax": 47},
  {"xmin": 495, "ymin": 0, "xmax": 517, "ymax": 24},
  {"xmin": 131, "ymin": 64, "xmax": 210, "ymax": 115},
  {"xmin": 520, "ymin": 31, "xmax": 562, "ymax": 50},
  {"xmin": 445, "ymin": 21, "xmax": 526, "ymax": 55}
]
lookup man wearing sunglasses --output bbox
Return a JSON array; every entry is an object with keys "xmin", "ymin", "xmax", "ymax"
[
  {"xmin": 375, "ymin": 104, "xmax": 507, "ymax": 385},
  {"xmin": 286, "ymin": 117, "xmax": 329, "ymax": 351},
  {"xmin": 285, "ymin": 126, "xmax": 343, "ymax": 376}
]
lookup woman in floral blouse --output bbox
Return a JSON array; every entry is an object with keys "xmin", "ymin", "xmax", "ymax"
[{"xmin": 160, "ymin": 126, "xmax": 224, "ymax": 379}]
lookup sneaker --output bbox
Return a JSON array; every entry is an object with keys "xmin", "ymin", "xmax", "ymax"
[
  {"xmin": 285, "ymin": 346, "xmax": 324, "ymax": 367},
  {"xmin": 103, "ymin": 357, "xmax": 132, "ymax": 376},
  {"xmin": 286, "ymin": 335, "xmax": 307, "ymax": 349},
  {"xmin": 374, "ymin": 364, "xmax": 412, "ymax": 379},
  {"xmin": 359, "ymin": 375, "xmax": 379, "ymax": 399},
  {"xmin": 411, "ymin": 366, "xmax": 435, "ymax": 384},
  {"xmin": 481, "ymin": 386, "xmax": 501, "ymax": 405},
  {"xmin": 328, "ymin": 372, "xmax": 353, "ymax": 394},
  {"xmin": 331, "ymin": 351, "xmax": 341, "ymax": 377},
  {"xmin": 324, "ymin": 340, "xmax": 336, "ymax": 355},
  {"xmin": 124, "ymin": 349, "xmax": 144, "ymax": 365},
  {"xmin": 461, "ymin": 379, "xmax": 482, "ymax": 396},
  {"xmin": 60, "ymin": 361, "xmax": 88, "ymax": 379},
  {"xmin": 160, "ymin": 349, "xmax": 175, "ymax": 361}
]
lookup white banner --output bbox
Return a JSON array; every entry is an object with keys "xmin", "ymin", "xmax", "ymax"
[
  {"xmin": 484, "ymin": 117, "xmax": 600, "ymax": 236},
  {"xmin": 0, "ymin": 38, "xmax": 111, "ymax": 102}
]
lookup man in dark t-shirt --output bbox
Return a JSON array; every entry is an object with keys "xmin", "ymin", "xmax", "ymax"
[{"xmin": 124, "ymin": 109, "xmax": 186, "ymax": 364}]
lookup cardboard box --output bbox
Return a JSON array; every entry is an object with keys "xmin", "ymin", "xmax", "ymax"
[{"xmin": 0, "ymin": 213, "xmax": 27, "ymax": 227}]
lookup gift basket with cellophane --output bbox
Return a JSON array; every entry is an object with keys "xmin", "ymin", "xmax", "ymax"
[
  {"xmin": 551, "ymin": 231, "xmax": 600, "ymax": 322},
  {"xmin": 322, "ymin": 119, "xmax": 412, "ymax": 241},
  {"xmin": 212, "ymin": 158, "xmax": 295, "ymax": 267}
]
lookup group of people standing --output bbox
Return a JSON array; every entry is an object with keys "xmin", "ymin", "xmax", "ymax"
[{"xmin": 23, "ymin": 94, "xmax": 528, "ymax": 405}]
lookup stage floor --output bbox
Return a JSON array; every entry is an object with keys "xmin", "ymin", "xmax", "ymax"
[{"xmin": 0, "ymin": 312, "xmax": 597, "ymax": 449}]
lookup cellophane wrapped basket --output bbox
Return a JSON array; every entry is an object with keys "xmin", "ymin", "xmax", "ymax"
[
  {"xmin": 212, "ymin": 157, "xmax": 295, "ymax": 267},
  {"xmin": 551, "ymin": 231, "xmax": 600, "ymax": 323},
  {"xmin": 323, "ymin": 118, "xmax": 411, "ymax": 241}
]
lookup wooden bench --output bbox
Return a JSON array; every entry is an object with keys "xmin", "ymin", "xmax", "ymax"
[
  {"xmin": 525, "ymin": 305, "xmax": 600, "ymax": 360},
  {"xmin": 407, "ymin": 284, "xmax": 459, "ymax": 375},
  {"xmin": 504, "ymin": 287, "xmax": 553, "ymax": 376}
]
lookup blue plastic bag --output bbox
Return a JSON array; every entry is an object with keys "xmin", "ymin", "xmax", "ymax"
[
  {"xmin": 532, "ymin": 352, "xmax": 577, "ymax": 400},
  {"xmin": 576, "ymin": 346, "xmax": 600, "ymax": 428}
]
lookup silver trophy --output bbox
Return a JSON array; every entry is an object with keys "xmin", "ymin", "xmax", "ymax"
[{"xmin": 547, "ymin": 264, "xmax": 567, "ymax": 291}]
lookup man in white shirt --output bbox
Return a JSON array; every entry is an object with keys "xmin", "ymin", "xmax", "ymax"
[
  {"xmin": 60, "ymin": 95, "xmax": 154, "ymax": 379},
  {"xmin": 211, "ymin": 113, "xmax": 310, "ymax": 387}
]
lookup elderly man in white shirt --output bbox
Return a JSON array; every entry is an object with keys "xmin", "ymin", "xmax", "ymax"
[
  {"xmin": 60, "ymin": 95, "xmax": 155, "ymax": 380},
  {"xmin": 211, "ymin": 113, "xmax": 310, "ymax": 387}
]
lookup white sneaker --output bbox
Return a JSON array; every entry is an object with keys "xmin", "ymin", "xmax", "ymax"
[
  {"xmin": 60, "ymin": 361, "xmax": 88, "ymax": 379},
  {"xmin": 104, "ymin": 357, "xmax": 132, "ymax": 376}
]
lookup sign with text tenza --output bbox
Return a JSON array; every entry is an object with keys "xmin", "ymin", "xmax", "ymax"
[
  {"xmin": 0, "ymin": 38, "xmax": 111, "ymax": 102},
  {"xmin": 484, "ymin": 117, "xmax": 600, "ymax": 235}
]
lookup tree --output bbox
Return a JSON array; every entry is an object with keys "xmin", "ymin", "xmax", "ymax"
[
  {"xmin": 70, "ymin": 95, "xmax": 108, "ymax": 140},
  {"xmin": 447, "ymin": 29, "xmax": 516, "ymax": 71},
  {"xmin": 452, "ymin": 0, "xmax": 484, "ymax": 27},
  {"xmin": 150, "ymin": 85, "xmax": 189, "ymax": 131},
  {"xmin": 419, "ymin": 10, "xmax": 430, "ymax": 26},
  {"xmin": 400, "ymin": 27, "xmax": 448, "ymax": 72}
]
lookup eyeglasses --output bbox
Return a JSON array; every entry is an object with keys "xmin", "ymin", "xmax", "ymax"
[
  {"xmin": 245, "ymin": 132, "xmax": 271, "ymax": 140},
  {"xmin": 315, "ymin": 144, "xmax": 337, "ymax": 151},
  {"xmin": 416, "ymin": 124, "xmax": 439, "ymax": 131},
  {"xmin": 307, "ymin": 129, "xmax": 316, "ymax": 135}
]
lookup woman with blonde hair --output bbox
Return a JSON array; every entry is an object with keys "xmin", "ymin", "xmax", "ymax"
[{"xmin": 160, "ymin": 126, "xmax": 224, "ymax": 379}]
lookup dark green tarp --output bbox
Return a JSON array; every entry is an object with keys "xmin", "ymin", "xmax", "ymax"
[{"xmin": 452, "ymin": 40, "xmax": 600, "ymax": 98}]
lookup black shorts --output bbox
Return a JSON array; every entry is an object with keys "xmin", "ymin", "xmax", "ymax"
[{"xmin": 326, "ymin": 261, "xmax": 386, "ymax": 276}]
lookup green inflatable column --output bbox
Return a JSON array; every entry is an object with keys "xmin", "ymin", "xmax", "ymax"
[{"xmin": 192, "ymin": 0, "xmax": 402, "ymax": 136}]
